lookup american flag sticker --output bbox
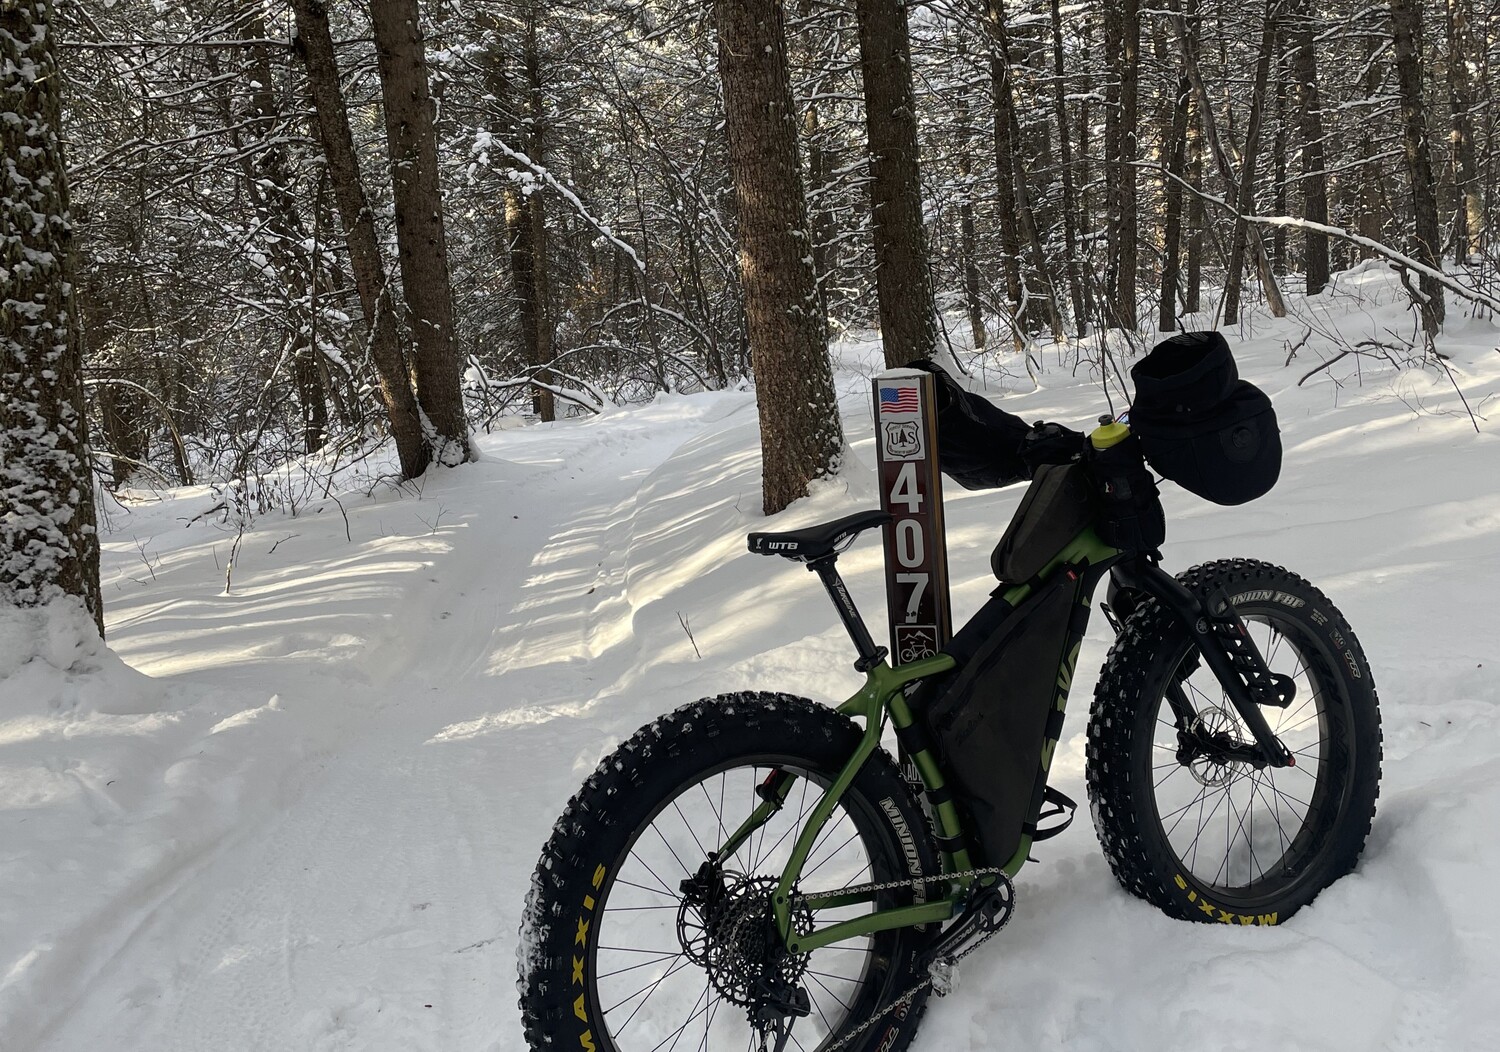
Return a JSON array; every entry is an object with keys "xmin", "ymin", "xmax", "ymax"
[{"xmin": 879, "ymin": 386, "xmax": 920, "ymax": 414}]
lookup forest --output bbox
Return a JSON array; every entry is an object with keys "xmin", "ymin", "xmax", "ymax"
[{"xmin": 26, "ymin": 0, "xmax": 1499, "ymax": 535}]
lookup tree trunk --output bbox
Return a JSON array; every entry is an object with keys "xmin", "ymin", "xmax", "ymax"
[
  {"xmin": 485, "ymin": 15, "xmax": 557, "ymax": 422},
  {"xmin": 854, "ymin": 0, "xmax": 939, "ymax": 367},
  {"xmin": 97, "ymin": 379, "xmax": 148, "ymax": 488},
  {"xmin": 984, "ymin": 1, "xmax": 1060, "ymax": 340},
  {"xmin": 1103, "ymin": 0, "xmax": 1140, "ymax": 329},
  {"xmin": 1288, "ymin": 0, "xmax": 1330, "ymax": 293},
  {"xmin": 804, "ymin": 101, "xmax": 834, "ymax": 323},
  {"xmin": 1048, "ymin": 0, "xmax": 1086, "ymax": 332},
  {"xmin": 1, "ymin": 0, "xmax": 104, "ymax": 634},
  {"xmin": 1389, "ymin": 0, "xmax": 1446, "ymax": 336},
  {"xmin": 717, "ymin": 0, "xmax": 843, "ymax": 516},
  {"xmin": 1272, "ymin": 53, "xmax": 1289, "ymax": 275},
  {"xmin": 1001, "ymin": 28, "xmax": 1063, "ymax": 341},
  {"xmin": 522, "ymin": 16, "xmax": 556, "ymax": 421},
  {"xmin": 1159, "ymin": 71, "xmax": 1191, "ymax": 331},
  {"xmin": 983, "ymin": 1, "xmax": 1024, "ymax": 340},
  {"xmin": 1357, "ymin": 31, "xmax": 1386, "ymax": 256},
  {"xmin": 234, "ymin": 4, "xmax": 329, "ymax": 454},
  {"xmin": 1445, "ymin": 0, "xmax": 1483, "ymax": 262},
  {"xmin": 290, "ymin": 0, "xmax": 429, "ymax": 479},
  {"xmin": 957, "ymin": 81, "xmax": 987, "ymax": 350},
  {"xmin": 1173, "ymin": 7, "xmax": 1286, "ymax": 322},
  {"xmin": 370, "ymin": 0, "xmax": 472, "ymax": 463},
  {"xmin": 1186, "ymin": 92, "xmax": 1204, "ymax": 315},
  {"xmin": 1077, "ymin": 15, "xmax": 1095, "ymax": 323},
  {"xmin": 1222, "ymin": 1, "xmax": 1279, "ymax": 325},
  {"xmin": 1116, "ymin": 0, "xmax": 1139, "ymax": 330}
]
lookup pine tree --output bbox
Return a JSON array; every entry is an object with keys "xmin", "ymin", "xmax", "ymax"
[
  {"xmin": 854, "ymin": 0, "xmax": 939, "ymax": 366},
  {"xmin": 1, "ymin": 0, "xmax": 104, "ymax": 634},
  {"xmin": 370, "ymin": 0, "xmax": 472, "ymax": 464},
  {"xmin": 717, "ymin": 0, "xmax": 843, "ymax": 515}
]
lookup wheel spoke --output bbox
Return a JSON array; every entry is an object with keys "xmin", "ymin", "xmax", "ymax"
[
  {"xmin": 661, "ymin": 981, "xmax": 710, "ymax": 1052},
  {"xmin": 673, "ymin": 798, "xmax": 712, "ymax": 861},
  {"xmin": 696, "ymin": 991, "xmax": 722, "ymax": 1052},
  {"xmin": 652, "ymin": 820, "xmax": 696, "ymax": 880},
  {"xmin": 806, "ymin": 975, "xmax": 837, "ymax": 1034},
  {"xmin": 626, "ymin": 855, "xmax": 683, "ymax": 901},
  {"xmin": 608, "ymin": 954, "xmax": 694, "ymax": 1020},
  {"xmin": 639, "ymin": 978, "xmax": 712, "ymax": 1052},
  {"xmin": 600, "ymin": 949, "xmax": 690, "ymax": 981},
  {"xmin": 1185, "ymin": 784, "xmax": 1231, "ymax": 872},
  {"xmin": 600, "ymin": 944, "xmax": 689, "ymax": 956},
  {"xmin": 802, "ymin": 826, "xmax": 862, "ymax": 882},
  {"xmin": 604, "ymin": 903, "xmax": 682, "ymax": 913},
  {"xmin": 612, "ymin": 873, "xmax": 678, "ymax": 899},
  {"xmin": 806, "ymin": 970, "xmax": 855, "ymax": 1014},
  {"xmin": 1160, "ymin": 782, "xmax": 1212, "ymax": 833},
  {"xmin": 1250, "ymin": 774, "xmax": 1295, "ymax": 862}
]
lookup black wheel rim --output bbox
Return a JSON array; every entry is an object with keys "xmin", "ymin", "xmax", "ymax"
[{"xmin": 1147, "ymin": 611, "xmax": 1347, "ymax": 909}]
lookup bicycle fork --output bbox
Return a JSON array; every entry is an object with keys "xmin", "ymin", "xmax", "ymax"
[{"xmin": 1112, "ymin": 558, "xmax": 1297, "ymax": 770}]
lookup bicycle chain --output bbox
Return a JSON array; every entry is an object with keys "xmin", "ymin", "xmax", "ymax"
[{"xmin": 786, "ymin": 865, "xmax": 1015, "ymax": 1052}]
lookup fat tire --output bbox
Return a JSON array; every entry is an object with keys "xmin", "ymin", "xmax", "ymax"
[
  {"xmin": 1086, "ymin": 559, "xmax": 1382, "ymax": 925},
  {"xmin": 518, "ymin": 692, "xmax": 938, "ymax": 1052}
]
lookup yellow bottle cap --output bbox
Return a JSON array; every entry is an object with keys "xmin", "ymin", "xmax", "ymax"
[{"xmin": 1090, "ymin": 421, "xmax": 1131, "ymax": 450}]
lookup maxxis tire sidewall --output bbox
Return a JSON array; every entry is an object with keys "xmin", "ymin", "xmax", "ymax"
[
  {"xmin": 518, "ymin": 693, "xmax": 939, "ymax": 1052},
  {"xmin": 1088, "ymin": 560, "xmax": 1382, "ymax": 926}
]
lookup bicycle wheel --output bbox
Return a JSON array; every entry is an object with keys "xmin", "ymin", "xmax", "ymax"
[
  {"xmin": 518, "ymin": 693, "xmax": 939, "ymax": 1052},
  {"xmin": 1087, "ymin": 559, "xmax": 1382, "ymax": 924}
]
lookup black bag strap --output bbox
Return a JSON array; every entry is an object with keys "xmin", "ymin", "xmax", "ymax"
[{"xmin": 1025, "ymin": 786, "xmax": 1077, "ymax": 842}]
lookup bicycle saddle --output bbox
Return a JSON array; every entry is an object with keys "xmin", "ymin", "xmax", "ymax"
[{"xmin": 747, "ymin": 509, "xmax": 891, "ymax": 561}]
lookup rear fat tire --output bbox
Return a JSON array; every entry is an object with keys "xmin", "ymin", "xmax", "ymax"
[
  {"xmin": 518, "ymin": 693, "xmax": 939, "ymax": 1052},
  {"xmin": 1086, "ymin": 559, "xmax": 1382, "ymax": 925}
]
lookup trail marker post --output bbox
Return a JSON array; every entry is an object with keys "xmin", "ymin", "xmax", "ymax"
[{"xmin": 872, "ymin": 369, "xmax": 953, "ymax": 670}]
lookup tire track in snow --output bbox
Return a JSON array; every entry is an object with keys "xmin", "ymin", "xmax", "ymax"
[{"xmin": 37, "ymin": 413, "xmax": 710, "ymax": 1052}]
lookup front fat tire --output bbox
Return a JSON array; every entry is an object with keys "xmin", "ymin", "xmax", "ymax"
[
  {"xmin": 518, "ymin": 693, "xmax": 938, "ymax": 1052},
  {"xmin": 1086, "ymin": 559, "xmax": 1382, "ymax": 925}
]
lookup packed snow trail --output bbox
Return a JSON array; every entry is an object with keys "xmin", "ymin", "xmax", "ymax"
[{"xmin": 22, "ymin": 397, "xmax": 765, "ymax": 1052}]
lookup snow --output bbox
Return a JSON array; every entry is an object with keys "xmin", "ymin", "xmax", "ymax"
[{"xmin": 4, "ymin": 272, "xmax": 1500, "ymax": 1050}]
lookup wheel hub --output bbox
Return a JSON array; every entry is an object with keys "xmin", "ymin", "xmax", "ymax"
[{"xmin": 1180, "ymin": 707, "xmax": 1249, "ymax": 787}]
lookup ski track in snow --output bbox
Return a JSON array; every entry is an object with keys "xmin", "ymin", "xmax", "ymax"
[{"xmin": 6, "ymin": 288, "xmax": 1500, "ymax": 1051}]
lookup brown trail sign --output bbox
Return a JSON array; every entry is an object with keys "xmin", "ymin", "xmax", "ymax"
[{"xmin": 873, "ymin": 370, "xmax": 953, "ymax": 665}]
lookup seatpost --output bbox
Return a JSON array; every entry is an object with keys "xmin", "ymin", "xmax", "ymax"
[{"xmin": 807, "ymin": 556, "xmax": 888, "ymax": 673}]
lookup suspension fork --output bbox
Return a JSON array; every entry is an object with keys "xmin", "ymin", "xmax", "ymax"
[{"xmin": 1113, "ymin": 558, "xmax": 1296, "ymax": 768}]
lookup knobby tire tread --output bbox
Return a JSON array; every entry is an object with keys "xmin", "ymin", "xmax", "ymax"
[
  {"xmin": 1086, "ymin": 558, "xmax": 1383, "ymax": 923},
  {"xmin": 518, "ymin": 692, "xmax": 937, "ymax": 1052}
]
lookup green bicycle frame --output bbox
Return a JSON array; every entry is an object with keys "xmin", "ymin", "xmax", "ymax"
[{"xmin": 719, "ymin": 526, "xmax": 1120, "ymax": 956}]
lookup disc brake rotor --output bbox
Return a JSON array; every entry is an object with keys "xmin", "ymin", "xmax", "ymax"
[{"xmin": 1186, "ymin": 706, "xmax": 1248, "ymax": 787}]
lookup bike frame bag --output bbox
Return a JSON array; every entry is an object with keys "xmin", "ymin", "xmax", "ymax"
[
  {"xmin": 914, "ymin": 571, "xmax": 1084, "ymax": 868},
  {"xmin": 990, "ymin": 463, "xmax": 1095, "ymax": 584},
  {"xmin": 915, "ymin": 465, "xmax": 1096, "ymax": 866}
]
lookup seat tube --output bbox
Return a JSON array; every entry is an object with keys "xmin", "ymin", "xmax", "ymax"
[{"xmin": 807, "ymin": 557, "xmax": 886, "ymax": 671}]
